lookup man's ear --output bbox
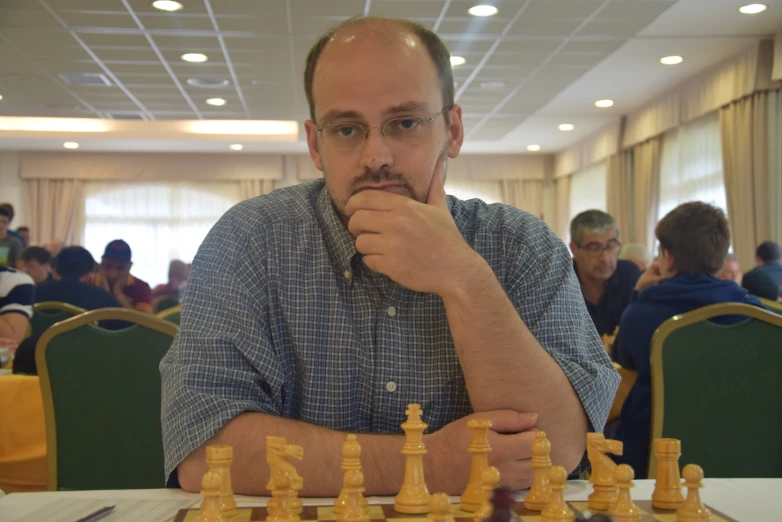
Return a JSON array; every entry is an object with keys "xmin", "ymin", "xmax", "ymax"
[
  {"xmin": 304, "ymin": 120, "xmax": 324, "ymax": 172},
  {"xmin": 569, "ymin": 242, "xmax": 576, "ymax": 256},
  {"xmin": 446, "ymin": 105, "xmax": 464, "ymax": 159},
  {"xmin": 662, "ymin": 250, "xmax": 676, "ymax": 272}
]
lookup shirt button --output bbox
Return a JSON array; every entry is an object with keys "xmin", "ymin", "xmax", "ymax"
[
  {"xmin": 387, "ymin": 306, "xmax": 397, "ymax": 317},
  {"xmin": 343, "ymin": 270, "xmax": 351, "ymax": 279},
  {"xmin": 386, "ymin": 381, "xmax": 397, "ymax": 392}
]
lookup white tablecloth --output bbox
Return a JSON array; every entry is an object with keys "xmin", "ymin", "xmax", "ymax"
[{"xmin": 0, "ymin": 479, "xmax": 780, "ymax": 521}]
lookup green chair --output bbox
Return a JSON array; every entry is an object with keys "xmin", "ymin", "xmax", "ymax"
[
  {"xmin": 28, "ymin": 302, "xmax": 86, "ymax": 340},
  {"xmin": 759, "ymin": 297, "xmax": 782, "ymax": 315},
  {"xmin": 156, "ymin": 304, "xmax": 182, "ymax": 326},
  {"xmin": 156, "ymin": 298, "xmax": 180, "ymax": 314},
  {"xmin": 649, "ymin": 303, "xmax": 782, "ymax": 479},
  {"xmin": 36, "ymin": 308, "xmax": 178, "ymax": 490}
]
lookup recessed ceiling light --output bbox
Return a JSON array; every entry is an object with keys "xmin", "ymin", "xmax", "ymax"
[
  {"xmin": 660, "ymin": 55, "xmax": 683, "ymax": 65},
  {"xmin": 450, "ymin": 56, "xmax": 466, "ymax": 66},
  {"xmin": 558, "ymin": 123, "xmax": 574, "ymax": 131},
  {"xmin": 206, "ymin": 98, "xmax": 226, "ymax": 106},
  {"xmin": 63, "ymin": 142, "xmax": 79, "ymax": 149},
  {"xmin": 152, "ymin": 0, "xmax": 183, "ymax": 11},
  {"xmin": 480, "ymin": 81, "xmax": 506, "ymax": 89},
  {"xmin": 594, "ymin": 99, "xmax": 614, "ymax": 108},
  {"xmin": 468, "ymin": 5, "xmax": 499, "ymax": 16},
  {"xmin": 182, "ymin": 53, "xmax": 208, "ymax": 63},
  {"xmin": 187, "ymin": 77, "xmax": 229, "ymax": 88},
  {"xmin": 0, "ymin": 94, "xmax": 3, "ymax": 101},
  {"xmin": 229, "ymin": 144, "xmax": 243, "ymax": 151},
  {"xmin": 739, "ymin": 3, "xmax": 767, "ymax": 14},
  {"xmin": 527, "ymin": 144, "xmax": 541, "ymax": 152}
]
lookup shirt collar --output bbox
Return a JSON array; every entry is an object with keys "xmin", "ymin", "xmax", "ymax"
[{"xmin": 316, "ymin": 183, "xmax": 358, "ymax": 270}]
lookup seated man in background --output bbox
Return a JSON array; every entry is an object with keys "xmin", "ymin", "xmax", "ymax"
[
  {"xmin": 743, "ymin": 241, "xmax": 782, "ymax": 298},
  {"xmin": 613, "ymin": 202, "xmax": 763, "ymax": 477},
  {"xmin": 0, "ymin": 265, "xmax": 34, "ymax": 344},
  {"xmin": 741, "ymin": 269, "xmax": 780, "ymax": 301},
  {"xmin": 18, "ymin": 247, "xmax": 53, "ymax": 284},
  {"xmin": 91, "ymin": 239, "xmax": 152, "ymax": 313},
  {"xmin": 14, "ymin": 246, "xmax": 124, "ymax": 375},
  {"xmin": 717, "ymin": 253, "xmax": 741, "ymax": 285},
  {"xmin": 619, "ymin": 243, "xmax": 650, "ymax": 272},
  {"xmin": 152, "ymin": 259, "xmax": 188, "ymax": 312},
  {"xmin": 162, "ymin": 16, "xmax": 618, "ymax": 497},
  {"xmin": 0, "ymin": 204, "xmax": 23, "ymax": 268},
  {"xmin": 570, "ymin": 210, "xmax": 641, "ymax": 337}
]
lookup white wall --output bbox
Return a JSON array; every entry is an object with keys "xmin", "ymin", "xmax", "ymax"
[{"xmin": 0, "ymin": 151, "xmax": 25, "ymax": 226}]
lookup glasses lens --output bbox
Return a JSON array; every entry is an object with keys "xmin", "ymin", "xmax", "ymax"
[
  {"xmin": 384, "ymin": 117, "xmax": 427, "ymax": 143},
  {"xmin": 324, "ymin": 123, "xmax": 364, "ymax": 150}
]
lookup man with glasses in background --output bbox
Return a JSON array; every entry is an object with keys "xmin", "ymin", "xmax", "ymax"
[
  {"xmin": 162, "ymin": 16, "xmax": 618, "ymax": 497},
  {"xmin": 570, "ymin": 210, "xmax": 641, "ymax": 339}
]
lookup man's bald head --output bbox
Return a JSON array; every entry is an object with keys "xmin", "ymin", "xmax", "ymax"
[{"xmin": 304, "ymin": 16, "xmax": 454, "ymax": 122}]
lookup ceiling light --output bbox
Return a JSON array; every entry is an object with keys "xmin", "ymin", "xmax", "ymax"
[
  {"xmin": 63, "ymin": 142, "xmax": 79, "ymax": 149},
  {"xmin": 182, "ymin": 53, "xmax": 208, "ymax": 63},
  {"xmin": 229, "ymin": 144, "xmax": 243, "ymax": 151},
  {"xmin": 450, "ymin": 56, "xmax": 466, "ymax": 66},
  {"xmin": 558, "ymin": 123, "xmax": 574, "ymax": 131},
  {"xmin": 660, "ymin": 55, "xmax": 683, "ymax": 65},
  {"xmin": 480, "ymin": 81, "xmax": 506, "ymax": 89},
  {"xmin": 739, "ymin": 3, "xmax": 767, "ymax": 14},
  {"xmin": 0, "ymin": 94, "xmax": 3, "ymax": 101},
  {"xmin": 594, "ymin": 99, "xmax": 614, "ymax": 108},
  {"xmin": 187, "ymin": 77, "xmax": 229, "ymax": 88},
  {"xmin": 527, "ymin": 144, "xmax": 541, "ymax": 152},
  {"xmin": 468, "ymin": 5, "xmax": 499, "ymax": 16},
  {"xmin": 152, "ymin": 0, "xmax": 183, "ymax": 11},
  {"xmin": 206, "ymin": 98, "xmax": 226, "ymax": 106}
]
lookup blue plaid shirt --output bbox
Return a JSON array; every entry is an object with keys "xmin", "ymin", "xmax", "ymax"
[{"xmin": 160, "ymin": 179, "xmax": 618, "ymax": 481}]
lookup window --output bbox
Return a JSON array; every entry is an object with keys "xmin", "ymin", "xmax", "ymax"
[
  {"xmin": 82, "ymin": 181, "xmax": 242, "ymax": 287},
  {"xmin": 567, "ymin": 161, "xmax": 608, "ymax": 243},
  {"xmin": 659, "ymin": 111, "xmax": 727, "ymax": 219}
]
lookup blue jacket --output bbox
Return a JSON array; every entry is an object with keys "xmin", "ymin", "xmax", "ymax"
[{"xmin": 613, "ymin": 274, "xmax": 763, "ymax": 477}]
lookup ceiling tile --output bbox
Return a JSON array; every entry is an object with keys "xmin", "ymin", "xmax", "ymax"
[
  {"xmin": 77, "ymin": 33, "xmax": 151, "ymax": 48},
  {"xmin": 0, "ymin": 7, "xmax": 60, "ymax": 29},
  {"xmin": 290, "ymin": 0, "xmax": 364, "ymax": 18},
  {"xmin": 436, "ymin": 19, "xmax": 510, "ymax": 36},
  {"xmin": 137, "ymin": 14, "xmax": 215, "ymax": 31},
  {"xmin": 369, "ymin": 1, "xmax": 445, "ymax": 19},
  {"xmin": 208, "ymin": 0, "xmax": 287, "ymax": 17},
  {"xmin": 55, "ymin": 11, "xmax": 139, "ymax": 29}
]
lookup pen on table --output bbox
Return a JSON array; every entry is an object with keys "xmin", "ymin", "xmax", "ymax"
[{"xmin": 74, "ymin": 505, "xmax": 116, "ymax": 522}]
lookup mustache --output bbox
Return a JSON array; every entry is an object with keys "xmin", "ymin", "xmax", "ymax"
[{"xmin": 348, "ymin": 167, "xmax": 414, "ymax": 196}]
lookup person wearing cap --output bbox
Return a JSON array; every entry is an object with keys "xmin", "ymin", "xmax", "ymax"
[{"xmin": 90, "ymin": 239, "xmax": 153, "ymax": 313}]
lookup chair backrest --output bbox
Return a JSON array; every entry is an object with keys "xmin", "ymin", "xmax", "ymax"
[
  {"xmin": 649, "ymin": 303, "xmax": 782, "ymax": 478},
  {"xmin": 29, "ymin": 302, "xmax": 87, "ymax": 339},
  {"xmin": 156, "ymin": 304, "xmax": 182, "ymax": 325},
  {"xmin": 35, "ymin": 308, "xmax": 178, "ymax": 490},
  {"xmin": 759, "ymin": 297, "xmax": 782, "ymax": 315}
]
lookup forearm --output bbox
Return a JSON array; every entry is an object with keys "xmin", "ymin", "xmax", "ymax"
[
  {"xmin": 178, "ymin": 412, "xmax": 412, "ymax": 496},
  {"xmin": 441, "ymin": 259, "xmax": 588, "ymax": 470}
]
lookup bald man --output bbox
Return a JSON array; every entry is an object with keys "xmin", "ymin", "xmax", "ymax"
[{"xmin": 161, "ymin": 16, "xmax": 618, "ymax": 496}]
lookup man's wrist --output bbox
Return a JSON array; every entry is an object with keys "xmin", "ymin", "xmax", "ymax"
[{"xmin": 438, "ymin": 253, "xmax": 494, "ymax": 303}]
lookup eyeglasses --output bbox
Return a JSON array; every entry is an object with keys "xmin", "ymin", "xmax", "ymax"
[
  {"xmin": 316, "ymin": 107, "xmax": 450, "ymax": 150},
  {"xmin": 576, "ymin": 239, "xmax": 622, "ymax": 256}
]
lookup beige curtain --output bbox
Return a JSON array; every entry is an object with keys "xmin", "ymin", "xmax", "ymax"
[
  {"xmin": 24, "ymin": 179, "xmax": 84, "ymax": 245},
  {"xmin": 554, "ymin": 176, "xmax": 571, "ymax": 242},
  {"xmin": 606, "ymin": 151, "xmax": 633, "ymax": 243},
  {"xmin": 239, "ymin": 180, "xmax": 277, "ymax": 201},
  {"xmin": 719, "ymin": 90, "xmax": 778, "ymax": 271},
  {"xmin": 631, "ymin": 138, "xmax": 662, "ymax": 253},
  {"xmin": 501, "ymin": 179, "xmax": 543, "ymax": 218}
]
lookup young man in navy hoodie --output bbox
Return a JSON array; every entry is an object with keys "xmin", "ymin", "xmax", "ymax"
[{"xmin": 612, "ymin": 201, "xmax": 763, "ymax": 477}]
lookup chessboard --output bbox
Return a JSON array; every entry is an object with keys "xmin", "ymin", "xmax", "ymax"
[{"xmin": 173, "ymin": 500, "xmax": 739, "ymax": 522}]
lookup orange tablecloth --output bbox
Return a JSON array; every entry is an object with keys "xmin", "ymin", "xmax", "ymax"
[{"xmin": 0, "ymin": 374, "xmax": 47, "ymax": 492}]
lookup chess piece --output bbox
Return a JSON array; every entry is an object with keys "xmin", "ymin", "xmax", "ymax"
[
  {"xmin": 541, "ymin": 466, "xmax": 574, "ymax": 522},
  {"xmin": 394, "ymin": 404, "xmax": 431, "ymax": 514},
  {"xmin": 197, "ymin": 471, "xmax": 227, "ymax": 522},
  {"xmin": 652, "ymin": 438, "xmax": 685, "ymax": 509},
  {"xmin": 206, "ymin": 444, "xmax": 237, "ymax": 517},
  {"xmin": 586, "ymin": 433, "xmax": 623, "ymax": 511},
  {"xmin": 266, "ymin": 436, "xmax": 304, "ymax": 516},
  {"xmin": 267, "ymin": 470, "xmax": 299, "ymax": 522},
  {"xmin": 428, "ymin": 493, "xmax": 456, "ymax": 522},
  {"xmin": 676, "ymin": 464, "xmax": 711, "ymax": 522},
  {"xmin": 609, "ymin": 464, "xmax": 641, "ymax": 522},
  {"xmin": 524, "ymin": 431, "xmax": 552, "ymax": 511},
  {"xmin": 337, "ymin": 469, "xmax": 369, "ymax": 522},
  {"xmin": 487, "ymin": 487, "xmax": 521, "ymax": 522},
  {"xmin": 335, "ymin": 434, "xmax": 369, "ymax": 514},
  {"xmin": 474, "ymin": 467, "xmax": 500, "ymax": 522},
  {"xmin": 460, "ymin": 419, "xmax": 493, "ymax": 512}
]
